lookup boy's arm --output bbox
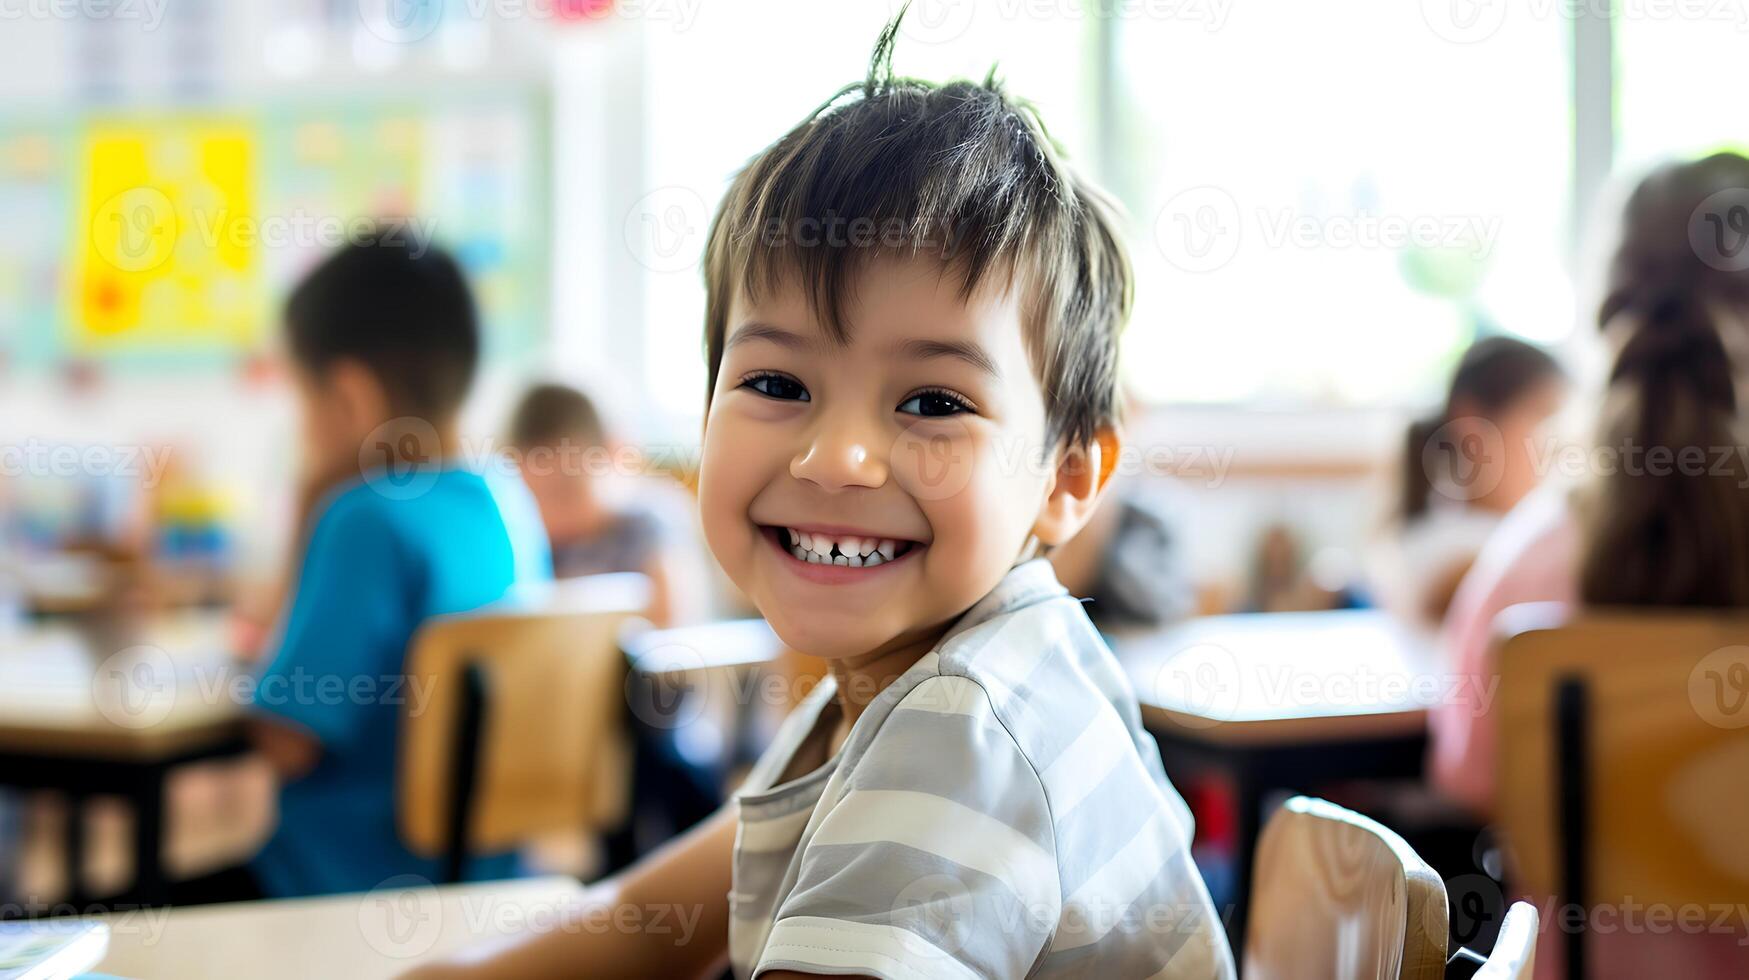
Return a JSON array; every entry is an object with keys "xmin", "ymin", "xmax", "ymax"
[
  {"xmin": 401, "ymin": 804, "xmax": 737, "ymax": 980},
  {"xmin": 248, "ymin": 716, "xmax": 320, "ymax": 781},
  {"xmin": 250, "ymin": 491, "xmax": 404, "ymax": 776}
]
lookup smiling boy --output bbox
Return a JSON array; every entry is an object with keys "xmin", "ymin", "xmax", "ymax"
[{"xmin": 406, "ymin": 23, "xmax": 1233, "ymax": 980}]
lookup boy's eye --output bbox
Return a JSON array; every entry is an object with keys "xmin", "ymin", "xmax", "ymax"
[
  {"xmin": 898, "ymin": 390, "xmax": 972, "ymax": 417},
  {"xmin": 741, "ymin": 373, "xmax": 810, "ymax": 402}
]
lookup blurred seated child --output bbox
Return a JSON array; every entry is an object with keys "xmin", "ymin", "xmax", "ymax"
[
  {"xmin": 1435, "ymin": 153, "xmax": 1749, "ymax": 819},
  {"xmin": 1370, "ymin": 337, "xmax": 1565, "ymax": 628},
  {"xmin": 508, "ymin": 383, "xmax": 682, "ymax": 627},
  {"xmin": 246, "ymin": 230, "xmax": 552, "ymax": 898},
  {"xmin": 1049, "ymin": 478, "xmax": 1195, "ymax": 629},
  {"xmin": 1435, "ymin": 150, "xmax": 1749, "ymax": 980}
]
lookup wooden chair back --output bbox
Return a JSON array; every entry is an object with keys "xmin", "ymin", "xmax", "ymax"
[
  {"xmin": 398, "ymin": 573, "xmax": 650, "ymax": 874},
  {"xmin": 1474, "ymin": 902, "xmax": 1539, "ymax": 980},
  {"xmin": 1244, "ymin": 796, "xmax": 1448, "ymax": 980},
  {"xmin": 1494, "ymin": 606, "xmax": 1749, "ymax": 977}
]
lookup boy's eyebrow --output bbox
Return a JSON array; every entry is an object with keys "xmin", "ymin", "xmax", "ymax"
[
  {"xmin": 725, "ymin": 322, "xmax": 822, "ymax": 354},
  {"xmin": 892, "ymin": 338, "xmax": 1001, "ymax": 379},
  {"xmin": 727, "ymin": 322, "xmax": 999, "ymax": 379}
]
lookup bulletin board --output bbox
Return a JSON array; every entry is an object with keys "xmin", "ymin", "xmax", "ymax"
[{"xmin": 0, "ymin": 88, "xmax": 548, "ymax": 372}]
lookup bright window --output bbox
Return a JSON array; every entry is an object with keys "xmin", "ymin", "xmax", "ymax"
[{"xmin": 1111, "ymin": 2, "xmax": 1573, "ymax": 405}]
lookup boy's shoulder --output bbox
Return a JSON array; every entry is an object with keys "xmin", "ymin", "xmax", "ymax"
[{"xmin": 902, "ymin": 559, "xmax": 1120, "ymax": 729}]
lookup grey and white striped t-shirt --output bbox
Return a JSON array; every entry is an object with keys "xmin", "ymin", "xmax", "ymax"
[{"xmin": 728, "ymin": 559, "xmax": 1236, "ymax": 979}]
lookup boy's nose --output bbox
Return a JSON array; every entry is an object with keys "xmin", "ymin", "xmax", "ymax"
[{"xmin": 790, "ymin": 419, "xmax": 889, "ymax": 491}]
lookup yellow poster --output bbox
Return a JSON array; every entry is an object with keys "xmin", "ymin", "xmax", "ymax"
[{"xmin": 73, "ymin": 119, "xmax": 258, "ymax": 355}]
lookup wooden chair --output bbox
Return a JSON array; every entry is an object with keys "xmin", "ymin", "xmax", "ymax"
[
  {"xmin": 1245, "ymin": 796, "xmax": 1448, "ymax": 980},
  {"xmin": 1494, "ymin": 606, "xmax": 1749, "ymax": 980},
  {"xmin": 1473, "ymin": 902, "xmax": 1539, "ymax": 980},
  {"xmin": 398, "ymin": 573, "xmax": 651, "ymax": 882}
]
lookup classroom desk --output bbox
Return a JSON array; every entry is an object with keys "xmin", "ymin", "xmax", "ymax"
[
  {"xmin": 0, "ymin": 613, "xmax": 248, "ymax": 908},
  {"xmin": 1111, "ymin": 609, "xmax": 1441, "ymax": 952},
  {"xmin": 91, "ymin": 875, "xmax": 586, "ymax": 979}
]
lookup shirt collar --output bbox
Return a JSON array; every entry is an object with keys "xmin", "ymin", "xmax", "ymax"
[{"xmin": 938, "ymin": 557, "xmax": 1067, "ymax": 647}]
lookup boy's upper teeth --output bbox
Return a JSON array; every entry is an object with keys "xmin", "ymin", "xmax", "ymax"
[{"xmin": 787, "ymin": 528, "xmax": 900, "ymax": 559}]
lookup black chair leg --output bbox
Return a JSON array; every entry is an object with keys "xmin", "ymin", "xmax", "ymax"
[{"xmin": 444, "ymin": 660, "xmax": 490, "ymax": 885}]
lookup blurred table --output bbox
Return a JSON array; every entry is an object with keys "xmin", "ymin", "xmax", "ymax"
[
  {"xmin": 0, "ymin": 612, "xmax": 248, "ymax": 907},
  {"xmin": 1112, "ymin": 608, "xmax": 1440, "ymax": 950},
  {"xmin": 91, "ymin": 875, "xmax": 586, "ymax": 979}
]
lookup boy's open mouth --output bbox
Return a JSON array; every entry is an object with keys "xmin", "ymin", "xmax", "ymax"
[{"xmin": 760, "ymin": 525, "xmax": 922, "ymax": 569}]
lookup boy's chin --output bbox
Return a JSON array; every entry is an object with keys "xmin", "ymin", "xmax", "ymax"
[{"xmin": 763, "ymin": 611, "xmax": 902, "ymax": 663}]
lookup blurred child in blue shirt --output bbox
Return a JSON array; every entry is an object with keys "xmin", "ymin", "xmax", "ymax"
[{"xmin": 247, "ymin": 231, "xmax": 551, "ymax": 898}]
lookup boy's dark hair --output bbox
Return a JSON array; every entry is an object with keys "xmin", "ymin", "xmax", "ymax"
[
  {"xmin": 509, "ymin": 383, "xmax": 606, "ymax": 449},
  {"xmin": 701, "ymin": 17, "xmax": 1133, "ymax": 450},
  {"xmin": 284, "ymin": 228, "xmax": 479, "ymax": 422}
]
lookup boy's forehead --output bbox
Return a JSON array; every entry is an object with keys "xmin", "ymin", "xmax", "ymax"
[{"xmin": 726, "ymin": 255, "xmax": 1025, "ymax": 351}]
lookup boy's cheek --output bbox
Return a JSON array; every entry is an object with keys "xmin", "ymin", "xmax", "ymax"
[{"xmin": 890, "ymin": 422, "xmax": 982, "ymax": 505}]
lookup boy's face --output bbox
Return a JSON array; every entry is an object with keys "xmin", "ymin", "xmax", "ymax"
[
  {"xmin": 292, "ymin": 360, "xmax": 389, "ymax": 481},
  {"xmin": 698, "ymin": 257, "xmax": 1069, "ymax": 661}
]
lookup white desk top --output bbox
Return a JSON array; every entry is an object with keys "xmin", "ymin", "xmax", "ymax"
[
  {"xmin": 92, "ymin": 876, "xmax": 587, "ymax": 980},
  {"xmin": 0, "ymin": 612, "xmax": 245, "ymax": 759},
  {"xmin": 1113, "ymin": 609, "xmax": 1442, "ymax": 745}
]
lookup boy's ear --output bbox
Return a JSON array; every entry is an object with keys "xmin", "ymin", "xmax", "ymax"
[
  {"xmin": 327, "ymin": 358, "xmax": 392, "ymax": 432},
  {"xmin": 1031, "ymin": 426, "xmax": 1121, "ymax": 548}
]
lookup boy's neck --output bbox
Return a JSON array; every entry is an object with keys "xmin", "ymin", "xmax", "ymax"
[{"xmin": 825, "ymin": 624, "xmax": 952, "ymax": 732}]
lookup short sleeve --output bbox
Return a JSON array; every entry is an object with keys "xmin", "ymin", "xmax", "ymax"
[
  {"xmin": 251, "ymin": 490, "xmax": 409, "ymax": 750},
  {"xmin": 755, "ymin": 675, "xmax": 1060, "ymax": 980}
]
